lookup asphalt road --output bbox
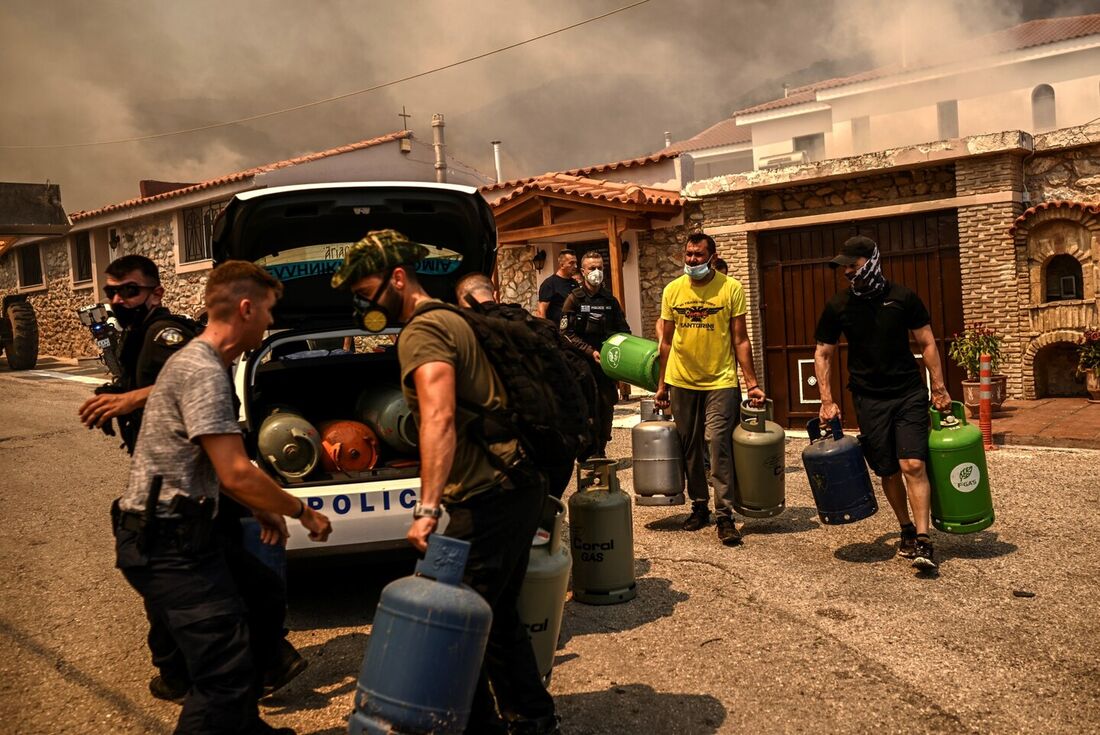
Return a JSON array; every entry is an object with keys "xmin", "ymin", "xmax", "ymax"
[{"xmin": 1, "ymin": 368, "xmax": 1098, "ymax": 734}]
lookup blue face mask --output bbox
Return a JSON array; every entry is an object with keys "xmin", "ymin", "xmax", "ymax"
[{"xmin": 684, "ymin": 261, "xmax": 711, "ymax": 280}]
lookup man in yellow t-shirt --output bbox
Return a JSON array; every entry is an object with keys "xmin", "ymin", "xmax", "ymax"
[{"xmin": 655, "ymin": 233, "xmax": 766, "ymax": 546}]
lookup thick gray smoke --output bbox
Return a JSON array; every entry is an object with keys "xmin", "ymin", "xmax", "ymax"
[{"xmin": 1, "ymin": 0, "xmax": 1095, "ymax": 212}]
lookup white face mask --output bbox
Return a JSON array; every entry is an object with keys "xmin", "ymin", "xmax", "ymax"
[
  {"xmin": 585, "ymin": 269, "xmax": 604, "ymax": 287},
  {"xmin": 684, "ymin": 261, "xmax": 711, "ymax": 280}
]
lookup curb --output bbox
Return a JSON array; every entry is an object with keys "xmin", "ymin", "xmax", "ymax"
[{"xmin": 993, "ymin": 433, "xmax": 1100, "ymax": 451}]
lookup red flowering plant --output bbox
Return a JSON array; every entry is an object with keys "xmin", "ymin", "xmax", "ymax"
[
  {"xmin": 1078, "ymin": 328, "xmax": 1100, "ymax": 373},
  {"xmin": 947, "ymin": 322, "xmax": 1004, "ymax": 381}
]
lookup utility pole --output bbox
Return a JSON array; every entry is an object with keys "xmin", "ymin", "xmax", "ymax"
[{"xmin": 431, "ymin": 114, "xmax": 447, "ymax": 183}]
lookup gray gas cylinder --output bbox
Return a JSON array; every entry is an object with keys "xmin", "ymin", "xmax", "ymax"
[
  {"xmin": 732, "ymin": 399, "xmax": 786, "ymax": 518},
  {"xmin": 517, "ymin": 496, "xmax": 571, "ymax": 686},
  {"xmin": 568, "ymin": 459, "xmax": 636, "ymax": 605},
  {"xmin": 348, "ymin": 535, "xmax": 491, "ymax": 735},
  {"xmin": 356, "ymin": 385, "xmax": 419, "ymax": 454},
  {"xmin": 631, "ymin": 408, "xmax": 685, "ymax": 506},
  {"xmin": 257, "ymin": 408, "xmax": 322, "ymax": 481},
  {"xmin": 639, "ymin": 397, "xmax": 669, "ymax": 422}
]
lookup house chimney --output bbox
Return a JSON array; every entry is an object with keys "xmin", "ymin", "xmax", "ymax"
[
  {"xmin": 431, "ymin": 113, "xmax": 447, "ymax": 183},
  {"xmin": 783, "ymin": 83, "xmax": 790, "ymax": 98},
  {"xmin": 491, "ymin": 140, "xmax": 503, "ymax": 183},
  {"xmin": 664, "ymin": 131, "xmax": 672, "ymax": 148}
]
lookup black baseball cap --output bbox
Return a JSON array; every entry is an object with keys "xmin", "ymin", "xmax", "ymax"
[{"xmin": 829, "ymin": 236, "xmax": 877, "ymax": 268}]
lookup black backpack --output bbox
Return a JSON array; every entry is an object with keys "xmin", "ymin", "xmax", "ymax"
[{"xmin": 414, "ymin": 300, "xmax": 598, "ymax": 468}]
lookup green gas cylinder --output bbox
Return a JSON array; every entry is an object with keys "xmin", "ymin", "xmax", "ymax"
[
  {"xmin": 599, "ymin": 333, "xmax": 659, "ymax": 391},
  {"xmin": 928, "ymin": 401, "xmax": 995, "ymax": 534},
  {"xmin": 731, "ymin": 399, "xmax": 786, "ymax": 518},
  {"xmin": 517, "ymin": 496, "xmax": 571, "ymax": 686},
  {"xmin": 568, "ymin": 459, "xmax": 636, "ymax": 605}
]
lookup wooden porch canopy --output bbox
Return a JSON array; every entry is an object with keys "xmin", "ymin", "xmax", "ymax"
[{"xmin": 489, "ymin": 172, "xmax": 683, "ymax": 306}]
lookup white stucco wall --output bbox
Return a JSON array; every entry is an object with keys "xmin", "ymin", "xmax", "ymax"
[
  {"xmin": 750, "ymin": 109, "xmax": 833, "ymax": 167},
  {"xmin": 741, "ymin": 43, "xmax": 1100, "ymax": 165}
]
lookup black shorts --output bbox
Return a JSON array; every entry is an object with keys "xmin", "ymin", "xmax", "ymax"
[{"xmin": 852, "ymin": 387, "xmax": 930, "ymax": 478}]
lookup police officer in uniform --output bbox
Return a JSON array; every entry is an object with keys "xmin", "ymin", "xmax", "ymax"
[
  {"xmin": 560, "ymin": 250, "xmax": 631, "ymax": 457},
  {"xmin": 79, "ymin": 255, "xmax": 197, "ymax": 452},
  {"xmin": 81, "ymin": 255, "xmax": 307, "ymax": 705}
]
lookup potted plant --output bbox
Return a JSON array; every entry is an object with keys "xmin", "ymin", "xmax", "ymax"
[
  {"xmin": 1078, "ymin": 328, "xmax": 1100, "ymax": 403},
  {"xmin": 947, "ymin": 322, "xmax": 1007, "ymax": 417}
]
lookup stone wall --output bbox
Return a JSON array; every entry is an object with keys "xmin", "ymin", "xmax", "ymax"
[
  {"xmin": 496, "ymin": 245, "xmax": 538, "ymax": 312},
  {"xmin": 0, "ymin": 209, "xmax": 213, "ymax": 360},
  {"xmin": 108, "ymin": 212, "xmax": 209, "ymax": 318},
  {"xmin": 1025, "ymin": 143, "xmax": 1100, "ymax": 202},
  {"xmin": 0, "ymin": 239, "xmax": 98, "ymax": 358},
  {"xmin": 637, "ymin": 225, "xmax": 692, "ymax": 339},
  {"xmin": 760, "ymin": 165, "xmax": 955, "ymax": 219},
  {"xmin": 0, "ymin": 252, "xmax": 17, "ymax": 291}
]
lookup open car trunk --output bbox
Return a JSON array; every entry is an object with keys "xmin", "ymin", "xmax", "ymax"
[
  {"xmin": 211, "ymin": 183, "xmax": 494, "ymax": 553},
  {"xmin": 246, "ymin": 331, "xmax": 420, "ymax": 486}
]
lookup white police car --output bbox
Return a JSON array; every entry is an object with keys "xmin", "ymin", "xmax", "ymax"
[{"xmin": 213, "ymin": 182, "xmax": 497, "ymax": 556}]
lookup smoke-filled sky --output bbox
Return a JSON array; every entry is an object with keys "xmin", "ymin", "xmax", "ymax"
[{"xmin": 2, "ymin": 0, "xmax": 1097, "ymax": 213}]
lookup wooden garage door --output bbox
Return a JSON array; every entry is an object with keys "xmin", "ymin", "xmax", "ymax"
[{"xmin": 758, "ymin": 211, "xmax": 965, "ymax": 429}]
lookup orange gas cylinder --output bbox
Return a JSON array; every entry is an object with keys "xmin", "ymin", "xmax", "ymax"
[{"xmin": 319, "ymin": 420, "xmax": 380, "ymax": 473}]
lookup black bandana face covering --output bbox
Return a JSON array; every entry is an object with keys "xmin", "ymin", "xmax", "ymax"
[{"xmin": 847, "ymin": 246, "xmax": 887, "ymax": 298}]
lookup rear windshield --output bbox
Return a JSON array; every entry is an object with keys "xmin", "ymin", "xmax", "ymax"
[
  {"xmin": 215, "ymin": 187, "xmax": 495, "ymax": 329},
  {"xmin": 257, "ymin": 242, "xmax": 464, "ymax": 283}
]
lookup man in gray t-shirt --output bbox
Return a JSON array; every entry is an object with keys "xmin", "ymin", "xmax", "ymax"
[
  {"xmin": 113, "ymin": 261, "xmax": 331, "ymax": 734},
  {"xmin": 120, "ymin": 338, "xmax": 241, "ymax": 516}
]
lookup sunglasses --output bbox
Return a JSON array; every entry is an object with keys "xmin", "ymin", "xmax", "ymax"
[{"xmin": 103, "ymin": 283, "xmax": 155, "ymax": 299}]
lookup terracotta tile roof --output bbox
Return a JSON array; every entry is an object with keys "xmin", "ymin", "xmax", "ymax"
[
  {"xmin": 71, "ymin": 130, "xmax": 412, "ymax": 222},
  {"xmin": 735, "ymin": 13, "xmax": 1100, "ymax": 118},
  {"xmin": 662, "ymin": 117, "xmax": 754, "ymax": 155},
  {"xmin": 491, "ymin": 172, "xmax": 682, "ymax": 209},
  {"xmin": 1009, "ymin": 200, "xmax": 1100, "ymax": 235},
  {"xmin": 480, "ymin": 151, "xmax": 678, "ymax": 192}
]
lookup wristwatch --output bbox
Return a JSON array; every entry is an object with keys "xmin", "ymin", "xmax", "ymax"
[{"xmin": 413, "ymin": 503, "xmax": 443, "ymax": 520}]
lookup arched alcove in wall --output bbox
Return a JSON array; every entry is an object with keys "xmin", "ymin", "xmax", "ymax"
[{"xmin": 1044, "ymin": 253, "xmax": 1084, "ymax": 301}]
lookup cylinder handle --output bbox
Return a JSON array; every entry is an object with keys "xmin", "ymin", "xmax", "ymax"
[
  {"xmin": 806, "ymin": 416, "xmax": 843, "ymax": 443},
  {"xmin": 543, "ymin": 495, "xmax": 566, "ymax": 554},
  {"xmin": 740, "ymin": 398, "xmax": 774, "ymax": 432},
  {"xmin": 930, "ymin": 400, "xmax": 968, "ymax": 430}
]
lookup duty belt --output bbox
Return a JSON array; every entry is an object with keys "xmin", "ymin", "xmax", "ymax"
[{"xmin": 115, "ymin": 510, "xmax": 184, "ymax": 534}]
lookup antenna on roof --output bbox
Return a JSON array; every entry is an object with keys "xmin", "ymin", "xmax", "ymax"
[{"xmin": 398, "ymin": 106, "xmax": 412, "ymax": 131}]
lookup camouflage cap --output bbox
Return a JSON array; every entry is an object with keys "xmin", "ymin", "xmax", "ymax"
[{"xmin": 330, "ymin": 229, "xmax": 430, "ymax": 290}]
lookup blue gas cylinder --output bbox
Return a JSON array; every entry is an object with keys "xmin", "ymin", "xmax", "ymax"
[
  {"xmin": 349, "ymin": 536, "xmax": 492, "ymax": 735},
  {"xmin": 801, "ymin": 417, "xmax": 878, "ymax": 525},
  {"xmin": 240, "ymin": 517, "xmax": 286, "ymax": 583}
]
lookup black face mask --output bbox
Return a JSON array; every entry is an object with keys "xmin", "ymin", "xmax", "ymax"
[
  {"xmin": 352, "ymin": 271, "xmax": 401, "ymax": 333},
  {"xmin": 111, "ymin": 300, "xmax": 151, "ymax": 329}
]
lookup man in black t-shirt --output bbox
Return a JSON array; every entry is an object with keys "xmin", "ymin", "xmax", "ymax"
[
  {"xmin": 536, "ymin": 249, "xmax": 578, "ymax": 324},
  {"xmin": 814, "ymin": 236, "xmax": 952, "ymax": 571}
]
